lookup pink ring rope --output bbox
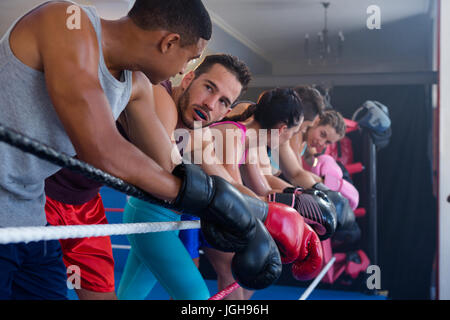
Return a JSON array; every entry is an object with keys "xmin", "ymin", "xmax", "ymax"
[
  {"xmin": 208, "ymin": 282, "xmax": 241, "ymax": 300},
  {"xmin": 105, "ymin": 208, "xmax": 124, "ymax": 212}
]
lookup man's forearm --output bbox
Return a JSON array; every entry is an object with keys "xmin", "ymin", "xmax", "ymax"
[
  {"xmin": 265, "ymin": 174, "xmax": 292, "ymax": 191},
  {"xmin": 288, "ymin": 170, "xmax": 318, "ymax": 189},
  {"xmin": 81, "ymin": 134, "xmax": 181, "ymax": 202},
  {"xmin": 233, "ymin": 183, "xmax": 266, "ymax": 201}
]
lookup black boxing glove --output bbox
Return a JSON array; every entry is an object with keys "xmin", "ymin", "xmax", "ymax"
[
  {"xmin": 267, "ymin": 187, "xmax": 337, "ymax": 241},
  {"xmin": 231, "ymin": 219, "xmax": 282, "ymax": 290},
  {"xmin": 332, "ymin": 220, "xmax": 361, "ymax": 250},
  {"xmin": 172, "ymin": 163, "xmax": 256, "ymax": 252},
  {"xmin": 312, "ymin": 183, "xmax": 355, "ymax": 229},
  {"xmin": 312, "ymin": 183, "xmax": 361, "ymax": 246}
]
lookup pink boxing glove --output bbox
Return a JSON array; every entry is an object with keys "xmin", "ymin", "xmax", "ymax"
[
  {"xmin": 310, "ymin": 154, "xmax": 343, "ymax": 179},
  {"xmin": 310, "ymin": 155, "xmax": 359, "ymax": 210}
]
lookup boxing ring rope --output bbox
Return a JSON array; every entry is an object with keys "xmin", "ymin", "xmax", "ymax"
[
  {"xmin": 0, "ymin": 122, "xmax": 333, "ymax": 300},
  {"xmin": 106, "ymin": 208, "xmax": 125, "ymax": 212},
  {"xmin": 298, "ymin": 257, "xmax": 337, "ymax": 300},
  {"xmin": 0, "ymin": 220, "xmax": 201, "ymax": 245},
  {"xmin": 209, "ymin": 256, "xmax": 337, "ymax": 301},
  {"xmin": 208, "ymin": 282, "xmax": 241, "ymax": 300},
  {"xmin": 0, "ymin": 123, "xmax": 177, "ymax": 210}
]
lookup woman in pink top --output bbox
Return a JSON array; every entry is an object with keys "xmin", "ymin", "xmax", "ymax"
[
  {"xmin": 210, "ymin": 88, "xmax": 304, "ymax": 198},
  {"xmin": 204, "ymin": 88, "xmax": 304, "ymax": 299}
]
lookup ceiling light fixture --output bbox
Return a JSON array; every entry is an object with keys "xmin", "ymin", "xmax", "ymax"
[{"xmin": 304, "ymin": 2, "xmax": 344, "ymax": 66}]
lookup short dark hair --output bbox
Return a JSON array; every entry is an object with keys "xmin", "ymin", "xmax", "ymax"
[
  {"xmin": 128, "ymin": 0, "xmax": 212, "ymax": 46},
  {"xmin": 194, "ymin": 54, "xmax": 252, "ymax": 95},
  {"xmin": 293, "ymin": 86, "xmax": 325, "ymax": 121}
]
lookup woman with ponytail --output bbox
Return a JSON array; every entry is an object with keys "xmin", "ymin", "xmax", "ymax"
[
  {"xmin": 270, "ymin": 87, "xmax": 346, "ymax": 189},
  {"xmin": 209, "ymin": 87, "xmax": 304, "ymax": 197},
  {"xmin": 193, "ymin": 88, "xmax": 304, "ymax": 300}
]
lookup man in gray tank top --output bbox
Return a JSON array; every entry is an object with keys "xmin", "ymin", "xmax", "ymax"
[{"xmin": 0, "ymin": 0, "xmax": 211, "ymax": 299}]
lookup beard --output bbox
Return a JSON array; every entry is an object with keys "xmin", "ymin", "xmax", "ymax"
[
  {"xmin": 178, "ymin": 87, "xmax": 194, "ymax": 129},
  {"xmin": 178, "ymin": 85, "xmax": 212, "ymax": 130}
]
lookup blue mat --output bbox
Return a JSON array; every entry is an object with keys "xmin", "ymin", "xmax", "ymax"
[{"xmin": 68, "ymin": 275, "xmax": 386, "ymax": 300}]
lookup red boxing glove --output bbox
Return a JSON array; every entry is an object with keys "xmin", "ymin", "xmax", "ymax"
[
  {"xmin": 291, "ymin": 224, "xmax": 324, "ymax": 281},
  {"xmin": 240, "ymin": 195, "xmax": 307, "ymax": 264},
  {"xmin": 264, "ymin": 202, "xmax": 305, "ymax": 264}
]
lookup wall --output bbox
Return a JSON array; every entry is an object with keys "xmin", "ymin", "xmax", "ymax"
[{"xmin": 438, "ymin": 0, "xmax": 450, "ymax": 300}]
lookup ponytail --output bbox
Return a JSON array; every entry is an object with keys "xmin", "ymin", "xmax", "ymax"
[
  {"xmin": 224, "ymin": 103, "xmax": 258, "ymax": 122},
  {"xmin": 224, "ymin": 88, "xmax": 303, "ymax": 130}
]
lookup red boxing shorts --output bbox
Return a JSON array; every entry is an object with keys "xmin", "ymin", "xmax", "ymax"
[{"xmin": 45, "ymin": 194, "xmax": 115, "ymax": 293}]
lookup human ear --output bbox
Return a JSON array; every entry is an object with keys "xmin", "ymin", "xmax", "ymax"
[
  {"xmin": 159, "ymin": 33, "xmax": 181, "ymax": 54},
  {"xmin": 279, "ymin": 124, "xmax": 288, "ymax": 135},
  {"xmin": 180, "ymin": 71, "xmax": 195, "ymax": 90}
]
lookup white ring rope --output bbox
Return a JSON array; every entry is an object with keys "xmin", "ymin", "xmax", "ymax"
[
  {"xmin": 0, "ymin": 220, "xmax": 337, "ymax": 300},
  {"xmin": 0, "ymin": 220, "xmax": 201, "ymax": 245},
  {"xmin": 298, "ymin": 256, "xmax": 337, "ymax": 300}
]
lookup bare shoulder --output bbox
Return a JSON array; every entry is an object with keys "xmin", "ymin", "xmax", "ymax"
[
  {"xmin": 131, "ymin": 72, "xmax": 172, "ymax": 102},
  {"xmin": 210, "ymin": 122, "xmax": 244, "ymax": 135},
  {"xmin": 33, "ymin": 1, "xmax": 96, "ymax": 38},
  {"xmin": 130, "ymin": 71, "xmax": 178, "ymax": 132},
  {"xmin": 35, "ymin": 1, "xmax": 101, "ymax": 73},
  {"xmin": 130, "ymin": 71, "xmax": 151, "ymax": 100},
  {"xmin": 153, "ymin": 82, "xmax": 179, "ymax": 126},
  {"xmin": 9, "ymin": 1, "xmax": 97, "ymax": 71}
]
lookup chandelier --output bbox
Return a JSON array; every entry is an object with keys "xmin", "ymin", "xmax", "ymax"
[{"xmin": 304, "ymin": 2, "xmax": 344, "ymax": 66}]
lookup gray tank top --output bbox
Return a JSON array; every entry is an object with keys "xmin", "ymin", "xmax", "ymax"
[{"xmin": 0, "ymin": 2, "xmax": 132, "ymax": 227}]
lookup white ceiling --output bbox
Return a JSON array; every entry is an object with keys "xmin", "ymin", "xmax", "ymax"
[
  {"xmin": 0, "ymin": 0, "xmax": 436, "ymax": 78},
  {"xmin": 204, "ymin": 0, "xmax": 432, "ymax": 63}
]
